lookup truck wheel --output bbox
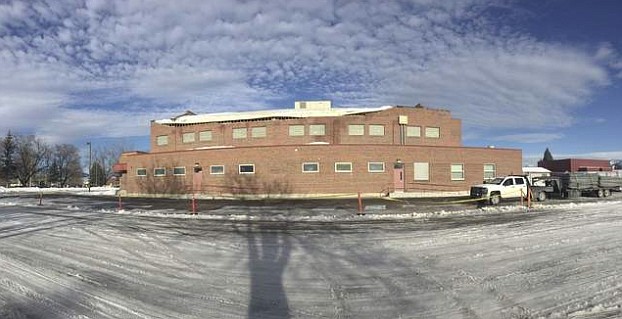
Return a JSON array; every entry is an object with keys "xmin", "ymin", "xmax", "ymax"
[
  {"xmin": 489, "ymin": 194, "xmax": 500, "ymax": 205},
  {"xmin": 537, "ymin": 191, "xmax": 546, "ymax": 202},
  {"xmin": 596, "ymin": 189, "xmax": 604, "ymax": 198},
  {"xmin": 603, "ymin": 189, "xmax": 611, "ymax": 197}
]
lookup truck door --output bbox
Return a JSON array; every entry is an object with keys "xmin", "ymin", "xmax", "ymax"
[
  {"xmin": 514, "ymin": 177, "xmax": 527, "ymax": 198},
  {"xmin": 501, "ymin": 178, "xmax": 515, "ymax": 198}
]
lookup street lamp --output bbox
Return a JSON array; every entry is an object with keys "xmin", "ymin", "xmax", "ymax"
[{"xmin": 87, "ymin": 142, "xmax": 91, "ymax": 192}]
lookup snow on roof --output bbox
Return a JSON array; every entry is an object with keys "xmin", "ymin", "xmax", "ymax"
[
  {"xmin": 522, "ymin": 167, "xmax": 551, "ymax": 173},
  {"xmin": 155, "ymin": 105, "xmax": 395, "ymax": 125}
]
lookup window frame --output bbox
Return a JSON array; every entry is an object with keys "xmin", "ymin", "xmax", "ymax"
[
  {"xmin": 232, "ymin": 127, "xmax": 247, "ymax": 139},
  {"xmin": 251, "ymin": 126, "xmax": 267, "ymax": 138},
  {"xmin": 414, "ymin": 162, "xmax": 430, "ymax": 181},
  {"xmin": 288, "ymin": 125, "xmax": 305, "ymax": 136},
  {"xmin": 302, "ymin": 162, "xmax": 320, "ymax": 173},
  {"xmin": 425, "ymin": 127, "xmax": 441, "ymax": 138},
  {"xmin": 406, "ymin": 126, "xmax": 422, "ymax": 137},
  {"xmin": 335, "ymin": 162, "xmax": 353, "ymax": 173},
  {"xmin": 348, "ymin": 124, "xmax": 365, "ymax": 136},
  {"xmin": 173, "ymin": 166, "xmax": 186, "ymax": 176},
  {"xmin": 450, "ymin": 163, "xmax": 465, "ymax": 181},
  {"xmin": 367, "ymin": 162, "xmax": 385, "ymax": 173},
  {"xmin": 483, "ymin": 163, "xmax": 496, "ymax": 180},
  {"xmin": 368, "ymin": 124, "xmax": 385, "ymax": 136},
  {"xmin": 136, "ymin": 168, "xmax": 147, "ymax": 177},
  {"xmin": 154, "ymin": 167, "xmax": 166, "ymax": 177},
  {"xmin": 156, "ymin": 135, "xmax": 168, "ymax": 146},
  {"xmin": 309, "ymin": 124, "xmax": 326, "ymax": 136},
  {"xmin": 182, "ymin": 132, "xmax": 195, "ymax": 144},
  {"xmin": 209, "ymin": 165, "xmax": 225, "ymax": 175},
  {"xmin": 199, "ymin": 130, "xmax": 213, "ymax": 141},
  {"xmin": 238, "ymin": 164, "xmax": 255, "ymax": 175}
]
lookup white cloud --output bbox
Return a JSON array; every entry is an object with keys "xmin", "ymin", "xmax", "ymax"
[
  {"xmin": 0, "ymin": 0, "xmax": 617, "ymax": 147},
  {"xmin": 491, "ymin": 133, "xmax": 564, "ymax": 144}
]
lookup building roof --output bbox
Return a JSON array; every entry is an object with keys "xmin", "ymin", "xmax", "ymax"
[
  {"xmin": 155, "ymin": 105, "xmax": 395, "ymax": 125},
  {"xmin": 522, "ymin": 167, "xmax": 551, "ymax": 173}
]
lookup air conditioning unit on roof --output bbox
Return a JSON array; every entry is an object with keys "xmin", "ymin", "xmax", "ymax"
[{"xmin": 295, "ymin": 100, "xmax": 332, "ymax": 110}]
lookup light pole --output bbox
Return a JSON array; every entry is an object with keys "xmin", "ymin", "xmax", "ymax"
[{"xmin": 87, "ymin": 142, "xmax": 91, "ymax": 192}]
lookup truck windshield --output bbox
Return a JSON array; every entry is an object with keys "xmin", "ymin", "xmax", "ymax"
[{"xmin": 486, "ymin": 177, "xmax": 505, "ymax": 185}]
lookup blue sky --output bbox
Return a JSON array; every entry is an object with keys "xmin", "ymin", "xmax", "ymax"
[{"xmin": 1, "ymin": 0, "xmax": 620, "ymax": 165}]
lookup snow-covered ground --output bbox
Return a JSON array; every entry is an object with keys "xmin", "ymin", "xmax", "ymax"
[
  {"xmin": 1, "ymin": 191, "xmax": 621, "ymax": 318},
  {"xmin": 0, "ymin": 186, "xmax": 118, "ymax": 196}
]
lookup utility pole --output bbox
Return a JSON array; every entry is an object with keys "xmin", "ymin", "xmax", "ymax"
[{"xmin": 87, "ymin": 141, "xmax": 91, "ymax": 192}]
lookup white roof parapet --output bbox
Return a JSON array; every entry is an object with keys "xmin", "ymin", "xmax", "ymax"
[{"xmin": 155, "ymin": 105, "xmax": 394, "ymax": 125}]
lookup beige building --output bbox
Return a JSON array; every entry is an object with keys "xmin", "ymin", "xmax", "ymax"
[{"xmin": 114, "ymin": 102, "xmax": 522, "ymax": 198}]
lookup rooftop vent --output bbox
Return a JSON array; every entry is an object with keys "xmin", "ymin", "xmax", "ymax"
[{"xmin": 295, "ymin": 100, "xmax": 332, "ymax": 110}]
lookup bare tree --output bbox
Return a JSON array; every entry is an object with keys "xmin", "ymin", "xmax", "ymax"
[
  {"xmin": 92, "ymin": 142, "xmax": 133, "ymax": 184},
  {"xmin": 14, "ymin": 135, "xmax": 51, "ymax": 186},
  {"xmin": 48, "ymin": 144, "xmax": 83, "ymax": 187}
]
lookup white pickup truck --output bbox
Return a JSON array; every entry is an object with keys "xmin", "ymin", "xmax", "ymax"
[{"xmin": 470, "ymin": 175, "xmax": 530, "ymax": 205}]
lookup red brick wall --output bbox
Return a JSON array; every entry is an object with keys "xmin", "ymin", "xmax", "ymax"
[
  {"xmin": 119, "ymin": 144, "xmax": 521, "ymax": 196},
  {"xmin": 538, "ymin": 159, "xmax": 612, "ymax": 172},
  {"xmin": 149, "ymin": 106, "xmax": 462, "ymax": 153}
]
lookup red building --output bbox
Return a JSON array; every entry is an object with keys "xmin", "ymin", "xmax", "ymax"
[
  {"xmin": 115, "ymin": 101, "xmax": 522, "ymax": 198},
  {"xmin": 538, "ymin": 158, "xmax": 612, "ymax": 172}
]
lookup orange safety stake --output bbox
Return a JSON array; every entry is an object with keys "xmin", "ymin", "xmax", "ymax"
[
  {"xmin": 118, "ymin": 194, "xmax": 123, "ymax": 211},
  {"xmin": 357, "ymin": 192, "xmax": 365, "ymax": 215}
]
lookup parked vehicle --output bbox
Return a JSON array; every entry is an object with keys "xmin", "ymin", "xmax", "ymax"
[
  {"xmin": 470, "ymin": 176, "xmax": 529, "ymax": 205},
  {"xmin": 470, "ymin": 173, "xmax": 622, "ymax": 205}
]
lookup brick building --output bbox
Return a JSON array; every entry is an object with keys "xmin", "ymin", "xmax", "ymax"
[
  {"xmin": 114, "ymin": 101, "xmax": 522, "ymax": 198},
  {"xmin": 538, "ymin": 158, "xmax": 613, "ymax": 172}
]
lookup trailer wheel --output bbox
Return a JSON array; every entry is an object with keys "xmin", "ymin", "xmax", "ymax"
[
  {"xmin": 537, "ymin": 191, "xmax": 546, "ymax": 202},
  {"xmin": 489, "ymin": 194, "xmax": 500, "ymax": 205},
  {"xmin": 596, "ymin": 189, "xmax": 604, "ymax": 198},
  {"xmin": 603, "ymin": 189, "xmax": 611, "ymax": 197}
]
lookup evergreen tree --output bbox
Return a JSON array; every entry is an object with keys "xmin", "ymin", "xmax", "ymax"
[
  {"xmin": 1, "ymin": 131, "xmax": 17, "ymax": 186},
  {"xmin": 543, "ymin": 148, "xmax": 554, "ymax": 161}
]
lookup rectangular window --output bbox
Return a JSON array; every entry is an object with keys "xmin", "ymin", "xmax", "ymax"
[
  {"xmin": 233, "ymin": 128, "xmax": 247, "ymax": 139},
  {"xmin": 182, "ymin": 132, "xmax": 195, "ymax": 143},
  {"xmin": 302, "ymin": 162, "xmax": 319, "ymax": 173},
  {"xmin": 425, "ymin": 127, "xmax": 440, "ymax": 138},
  {"xmin": 136, "ymin": 168, "xmax": 147, "ymax": 176},
  {"xmin": 348, "ymin": 124, "xmax": 364, "ymax": 136},
  {"xmin": 484, "ymin": 164, "xmax": 496, "ymax": 180},
  {"xmin": 251, "ymin": 127, "xmax": 266, "ymax": 138},
  {"xmin": 173, "ymin": 167, "xmax": 186, "ymax": 176},
  {"xmin": 199, "ymin": 130, "xmax": 213, "ymax": 141},
  {"xmin": 289, "ymin": 125, "xmax": 305, "ymax": 136},
  {"xmin": 335, "ymin": 162, "xmax": 353, "ymax": 173},
  {"xmin": 368, "ymin": 125, "xmax": 385, "ymax": 136},
  {"xmin": 238, "ymin": 164, "xmax": 255, "ymax": 174},
  {"xmin": 210, "ymin": 165, "xmax": 225, "ymax": 175},
  {"xmin": 406, "ymin": 126, "xmax": 421, "ymax": 137},
  {"xmin": 414, "ymin": 162, "xmax": 430, "ymax": 181},
  {"xmin": 368, "ymin": 162, "xmax": 385, "ymax": 172},
  {"xmin": 309, "ymin": 124, "xmax": 326, "ymax": 136},
  {"xmin": 451, "ymin": 164, "xmax": 464, "ymax": 181},
  {"xmin": 156, "ymin": 135, "xmax": 168, "ymax": 146},
  {"xmin": 154, "ymin": 167, "xmax": 166, "ymax": 177}
]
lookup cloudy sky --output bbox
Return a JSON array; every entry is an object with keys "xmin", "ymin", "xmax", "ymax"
[{"xmin": 1, "ymin": 0, "xmax": 620, "ymax": 163}]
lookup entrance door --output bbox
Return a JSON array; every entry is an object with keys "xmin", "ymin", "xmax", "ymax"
[{"xmin": 393, "ymin": 162, "xmax": 405, "ymax": 192}]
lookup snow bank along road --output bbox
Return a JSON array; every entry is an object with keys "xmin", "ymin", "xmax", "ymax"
[{"xmin": 1, "ymin": 194, "xmax": 621, "ymax": 318}]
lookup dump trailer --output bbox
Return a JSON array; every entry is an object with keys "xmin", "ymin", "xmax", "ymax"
[{"xmin": 535, "ymin": 172, "xmax": 622, "ymax": 200}]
